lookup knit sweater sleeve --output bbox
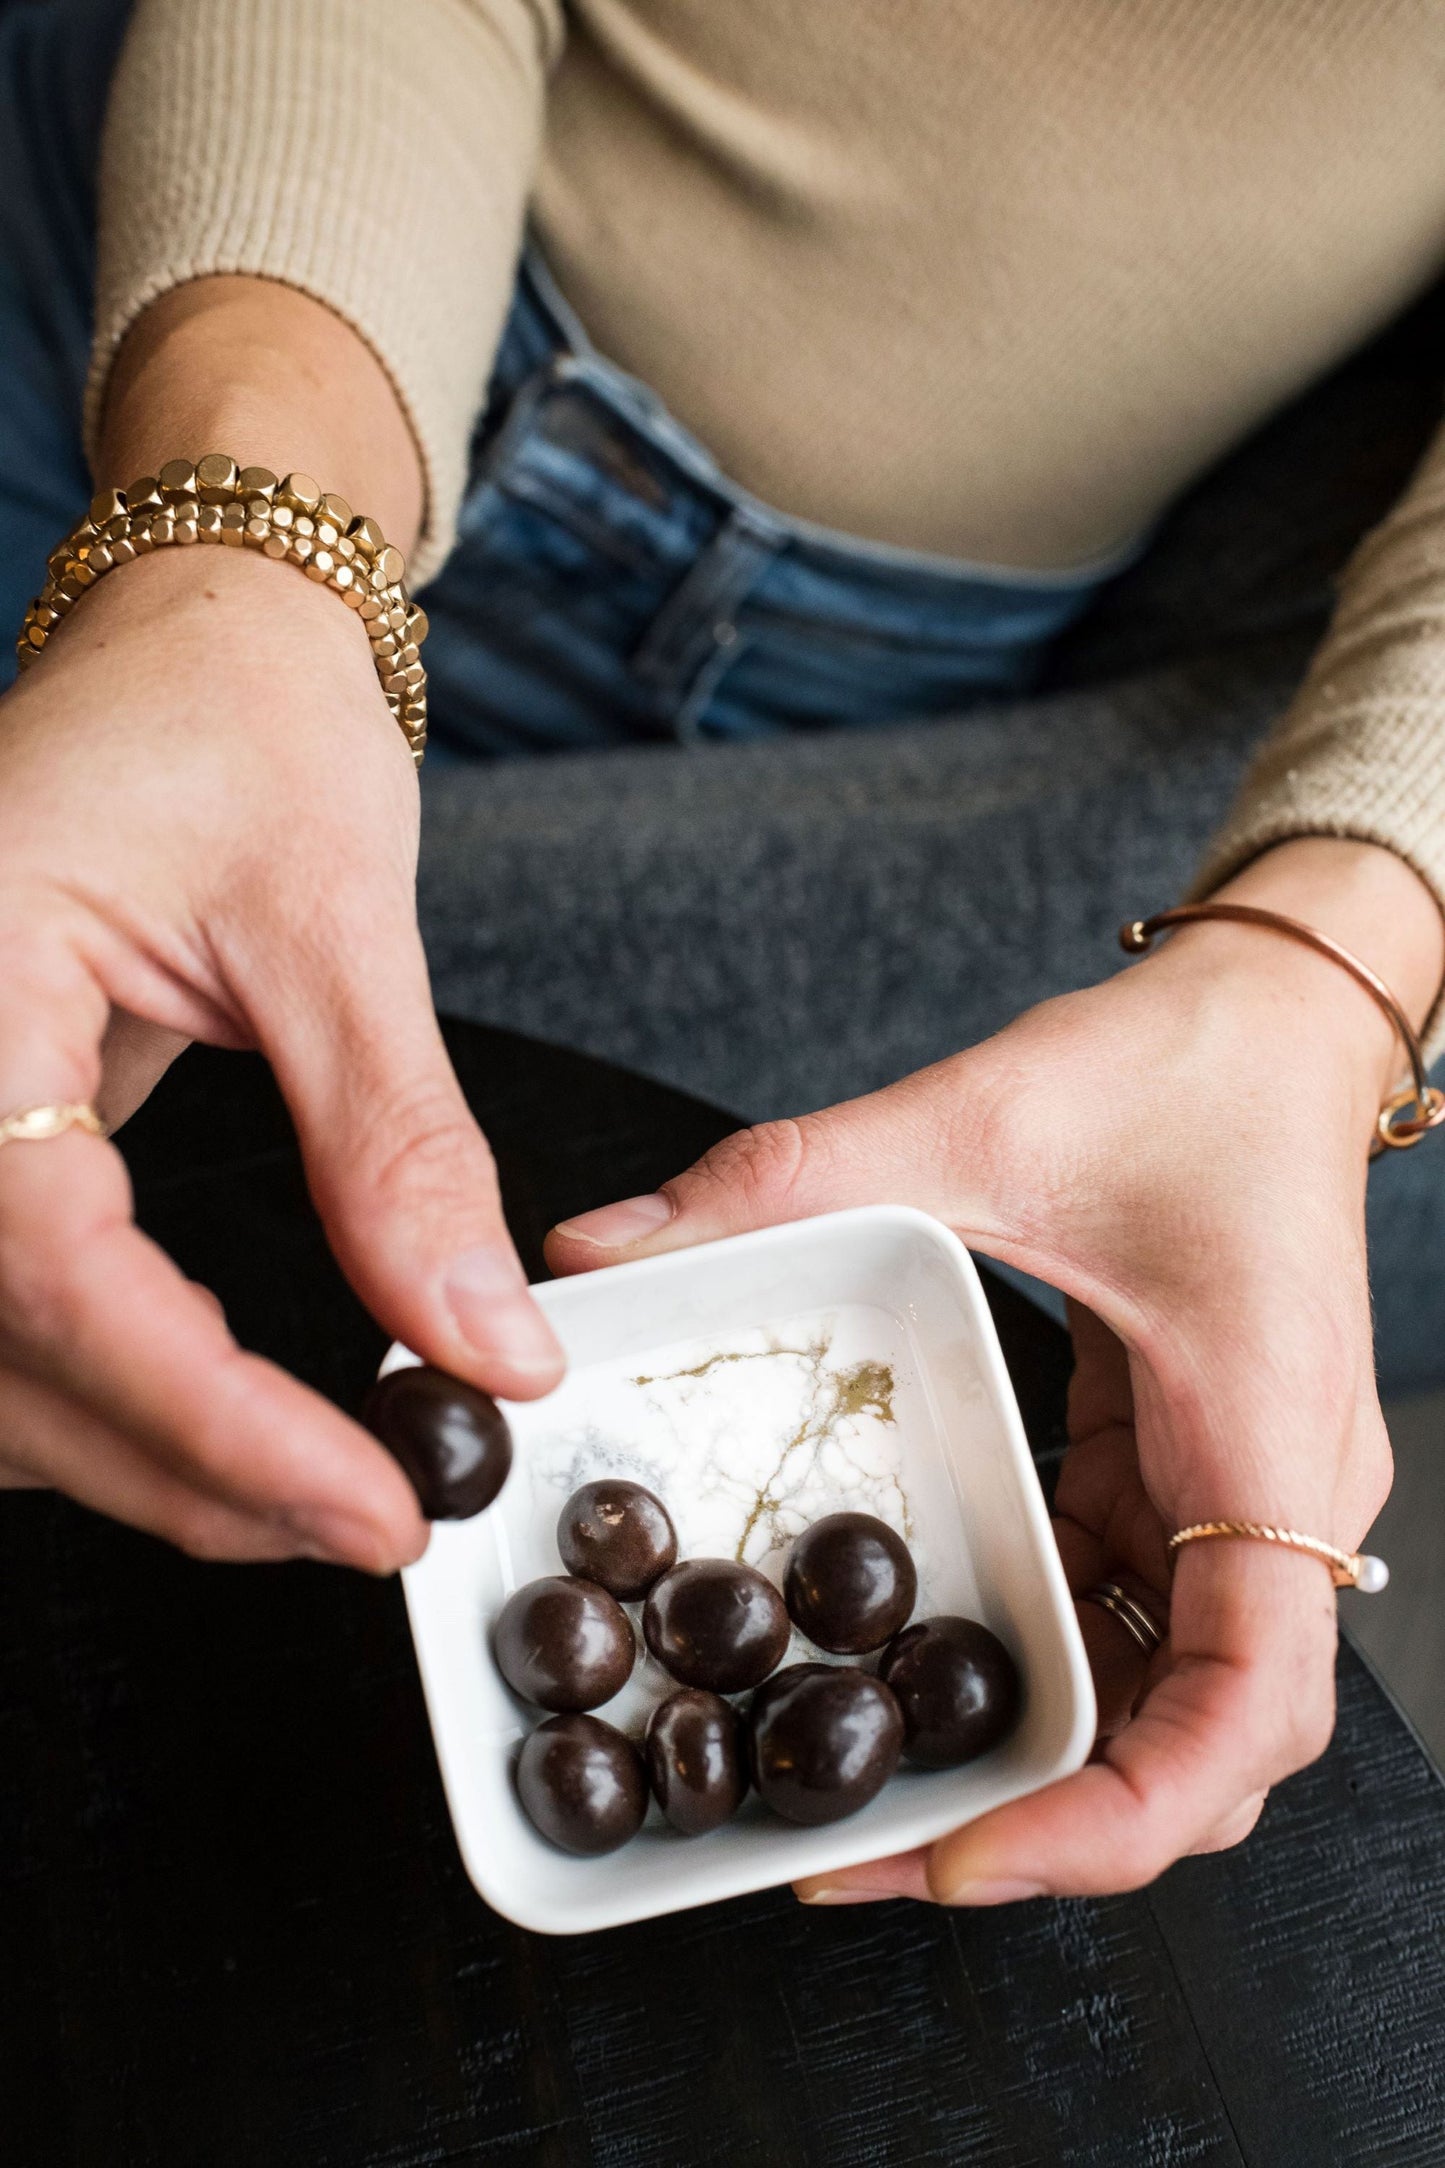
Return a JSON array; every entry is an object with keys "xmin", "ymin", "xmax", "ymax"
[
  {"xmin": 87, "ymin": 0, "xmax": 562, "ymax": 583},
  {"xmin": 1192, "ymin": 413, "xmax": 1445, "ymax": 1053}
]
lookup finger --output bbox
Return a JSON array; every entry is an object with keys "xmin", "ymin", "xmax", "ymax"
[
  {"xmin": 255, "ymin": 889, "xmax": 564, "ymax": 1401},
  {"xmin": 795, "ymin": 1848, "xmax": 934, "ymax": 1906},
  {"xmin": 1188, "ymin": 1790, "xmax": 1267, "ymax": 1856},
  {"xmin": 1128, "ymin": 1304, "xmax": 1386, "ymax": 1558},
  {"xmin": 1076, "ymin": 1593, "xmax": 1160, "ymax": 1737},
  {"xmin": 926, "ymin": 1538, "xmax": 1337, "ymax": 1902},
  {"xmin": 189, "ymin": 1279, "xmax": 227, "ymax": 1326},
  {"xmin": 1053, "ymin": 1309, "xmax": 1172, "ymax": 1736},
  {"xmin": 0, "ymin": 930, "xmax": 108, "ymax": 1118},
  {"xmin": 0, "ymin": 1357, "xmax": 309, "ymax": 1561},
  {"xmin": 1054, "ymin": 1429, "xmax": 1172, "ymax": 1597},
  {"xmin": 0, "ymin": 1127, "xmax": 428, "ymax": 1570},
  {"xmin": 1051, "ymin": 1515, "xmax": 1155, "ymax": 1732},
  {"xmin": 0, "ymin": 954, "xmax": 429, "ymax": 1572},
  {"xmin": 790, "ymin": 1732, "xmax": 1255, "ymax": 1907},
  {"xmin": 1060, "ymin": 1303, "xmax": 1171, "ymax": 1591},
  {"xmin": 545, "ymin": 1059, "xmax": 1016, "ymax": 1272}
]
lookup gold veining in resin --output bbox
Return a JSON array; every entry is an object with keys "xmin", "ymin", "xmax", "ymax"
[{"xmin": 635, "ymin": 1327, "xmax": 905, "ymax": 1563}]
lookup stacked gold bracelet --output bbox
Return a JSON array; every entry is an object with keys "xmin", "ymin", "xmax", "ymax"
[{"xmin": 15, "ymin": 455, "xmax": 428, "ymax": 765}]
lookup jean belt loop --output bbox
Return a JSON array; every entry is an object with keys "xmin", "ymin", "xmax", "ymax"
[{"xmin": 631, "ymin": 505, "xmax": 782, "ymax": 739}]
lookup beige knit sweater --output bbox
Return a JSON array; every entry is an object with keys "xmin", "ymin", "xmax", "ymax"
[{"xmin": 91, "ymin": 0, "xmax": 1445, "ymax": 955}]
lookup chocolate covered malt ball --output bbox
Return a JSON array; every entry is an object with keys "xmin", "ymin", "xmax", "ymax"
[
  {"xmin": 879, "ymin": 1615, "xmax": 1021, "ymax": 1768},
  {"xmin": 361, "ymin": 1364, "xmax": 512, "ymax": 1519},
  {"xmin": 493, "ymin": 1575, "xmax": 636, "ymax": 1711},
  {"xmin": 558, "ymin": 1480, "xmax": 678, "ymax": 1601},
  {"xmin": 516, "ymin": 1713, "xmax": 648, "ymax": 1854},
  {"xmin": 645, "ymin": 1688, "xmax": 748, "ymax": 1836},
  {"xmin": 747, "ymin": 1663, "xmax": 904, "ymax": 1825},
  {"xmin": 784, "ymin": 1511, "xmax": 917, "ymax": 1654},
  {"xmin": 643, "ymin": 1559, "xmax": 790, "ymax": 1695}
]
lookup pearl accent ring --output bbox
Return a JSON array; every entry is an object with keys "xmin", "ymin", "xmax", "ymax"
[{"xmin": 1168, "ymin": 1521, "xmax": 1389, "ymax": 1594}]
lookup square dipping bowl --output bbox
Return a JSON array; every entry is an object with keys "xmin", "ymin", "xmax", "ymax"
[{"xmin": 393, "ymin": 1205, "xmax": 1094, "ymax": 1936}]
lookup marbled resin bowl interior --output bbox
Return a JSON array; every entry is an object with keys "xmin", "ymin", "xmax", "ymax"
[{"xmin": 393, "ymin": 1205, "xmax": 1094, "ymax": 1935}]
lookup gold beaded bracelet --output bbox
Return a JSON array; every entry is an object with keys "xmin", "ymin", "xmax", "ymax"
[{"xmin": 15, "ymin": 454, "xmax": 428, "ymax": 765}]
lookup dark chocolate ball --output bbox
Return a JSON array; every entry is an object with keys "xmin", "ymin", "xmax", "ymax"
[
  {"xmin": 558, "ymin": 1480, "xmax": 678, "ymax": 1601},
  {"xmin": 784, "ymin": 1511, "xmax": 917, "ymax": 1654},
  {"xmin": 360, "ymin": 1363, "xmax": 512, "ymax": 1519},
  {"xmin": 879, "ymin": 1615, "xmax": 1022, "ymax": 1768},
  {"xmin": 645, "ymin": 1689, "xmax": 748, "ymax": 1836},
  {"xmin": 515, "ymin": 1713, "xmax": 648, "ymax": 1855},
  {"xmin": 643, "ymin": 1559, "xmax": 791, "ymax": 1694},
  {"xmin": 746, "ymin": 1663, "xmax": 904, "ymax": 1825},
  {"xmin": 493, "ymin": 1576, "xmax": 635, "ymax": 1712}
]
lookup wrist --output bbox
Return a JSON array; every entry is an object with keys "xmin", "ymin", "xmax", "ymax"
[
  {"xmin": 74, "ymin": 534, "xmax": 373, "ymax": 664},
  {"xmin": 26, "ymin": 390, "xmax": 428, "ymax": 766},
  {"xmin": 1157, "ymin": 838, "xmax": 1445, "ymax": 1104},
  {"xmin": 1215, "ymin": 838, "xmax": 1444, "ymax": 1026},
  {"xmin": 8, "ymin": 542, "xmax": 394, "ymax": 783},
  {"xmin": 97, "ymin": 277, "xmax": 424, "ymax": 554}
]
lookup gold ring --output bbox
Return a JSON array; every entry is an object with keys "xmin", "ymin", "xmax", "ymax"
[
  {"xmin": 1168, "ymin": 1521, "xmax": 1389, "ymax": 1593},
  {"xmin": 0, "ymin": 1102, "xmax": 106, "ymax": 1150},
  {"xmin": 1081, "ymin": 1579, "xmax": 1167, "ymax": 1656}
]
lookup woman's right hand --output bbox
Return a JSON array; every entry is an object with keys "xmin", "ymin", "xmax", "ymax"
[{"xmin": 0, "ymin": 539, "xmax": 563, "ymax": 1570}]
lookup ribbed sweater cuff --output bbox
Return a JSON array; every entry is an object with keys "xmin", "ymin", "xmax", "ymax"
[
  {"xmin": 1193, "ymin": 429, "xmax": 1445, "ymax": 1063},
  {"xmin": 86, "ymin": 0, "xmax": 559, "ymax": 584}
]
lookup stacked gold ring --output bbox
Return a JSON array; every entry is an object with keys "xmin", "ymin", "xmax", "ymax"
[
  {"xmin": 16, "ymin": 455, "xmax": 428, "ymax": 765},
  {"xmin": 1082, "ymin": 1578, "xmax": 1166, "ymax": 1656}
]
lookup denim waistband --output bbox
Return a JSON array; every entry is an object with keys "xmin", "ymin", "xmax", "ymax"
[
  {"xmin": 480, "ymin": 248, "xmax": 1142, "ymax": 613},
  {"xmin": 422, "ymin": 249, "xmax": 1138, "ymax": 754}
]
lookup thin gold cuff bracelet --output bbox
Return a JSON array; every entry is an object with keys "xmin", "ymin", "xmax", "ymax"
[{"xmin": 16, "ymin": 456, "xmax": 428, "ymax": 766}]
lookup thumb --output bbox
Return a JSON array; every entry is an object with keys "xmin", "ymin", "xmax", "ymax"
[
  {"xmin": 265, "ymin": 916, "xmax": 564, "ymax": 1401},
  {"xmin": 545, "ymin": 1062, "xmax": 1010, "ymax": 1273}
]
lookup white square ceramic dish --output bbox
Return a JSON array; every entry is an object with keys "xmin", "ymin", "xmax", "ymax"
[{"xmin": 393, "ymin": 1205, "xmax": 1094, "ymax": 1936}]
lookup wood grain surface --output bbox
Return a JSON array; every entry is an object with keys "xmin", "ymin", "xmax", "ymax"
[{"xmin": 1, "ymin": 1027, "xmax": 1442, "ymax": 2167}]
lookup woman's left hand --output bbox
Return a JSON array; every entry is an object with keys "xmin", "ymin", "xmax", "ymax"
[{"xmin": 544, "ymin": 839, "xmax": 1440, "ymax": 1906}]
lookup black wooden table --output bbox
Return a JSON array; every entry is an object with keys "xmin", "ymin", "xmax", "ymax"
[{"xmin": 3, "ymin": 1023, "xmax": 1445, "ymax": 2167}]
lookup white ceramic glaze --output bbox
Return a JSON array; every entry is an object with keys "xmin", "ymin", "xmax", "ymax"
[{"xmin": 393, "ymin": 1205, "xmax": 1095, "ymax": 1936}]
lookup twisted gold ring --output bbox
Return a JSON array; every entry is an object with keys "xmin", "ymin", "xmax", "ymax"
[
  {"xmin": 1169, "ymin": 1521, "xmax": 1389, "ymax": 1593},
  {"xmin": 0, "ymin": 1103, "xmax": 106, "ymax": 1150}
]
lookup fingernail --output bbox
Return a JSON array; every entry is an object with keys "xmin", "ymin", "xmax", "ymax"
[
  {"xmin": 940, "ymin": 1876, "xmax": 1047, "ymax": 1908},
  {"xmin": 295, "ymin": 1509, "xmax": 395, "ymax": 1570},
  {"xmin": 553, "ymin": 1192, "xmax": 675, "ymax": 1249},
  {"xmin": 446, "ymin": 1243, "xmax": 563, "ymax": 1373},
  {"xmin": 796, "ymin": 1887, "xmax": 890, "ymax": 1906}
]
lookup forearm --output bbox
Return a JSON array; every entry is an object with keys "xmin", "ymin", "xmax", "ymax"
[
  {"xmin": 92, "ymin": 0, "xmax": 557, "ymax": 581},
  {"xmin": 98, "ymin": 276, "xmax": 424, "ymax": 554}
]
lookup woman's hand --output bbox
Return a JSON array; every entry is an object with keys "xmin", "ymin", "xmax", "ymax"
[
  {"xmin": 545, "ymin": 838, "xmax": 1441, "ymax": 1903},
  {"xmin": 0, "ymin": 454, "xmax": 562, "ymax": 1572}
]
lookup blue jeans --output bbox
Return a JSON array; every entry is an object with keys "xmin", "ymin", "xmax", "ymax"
[{"xmin": 3, "ymin": 0, "xmax": 1444, "ymax": 1392}]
